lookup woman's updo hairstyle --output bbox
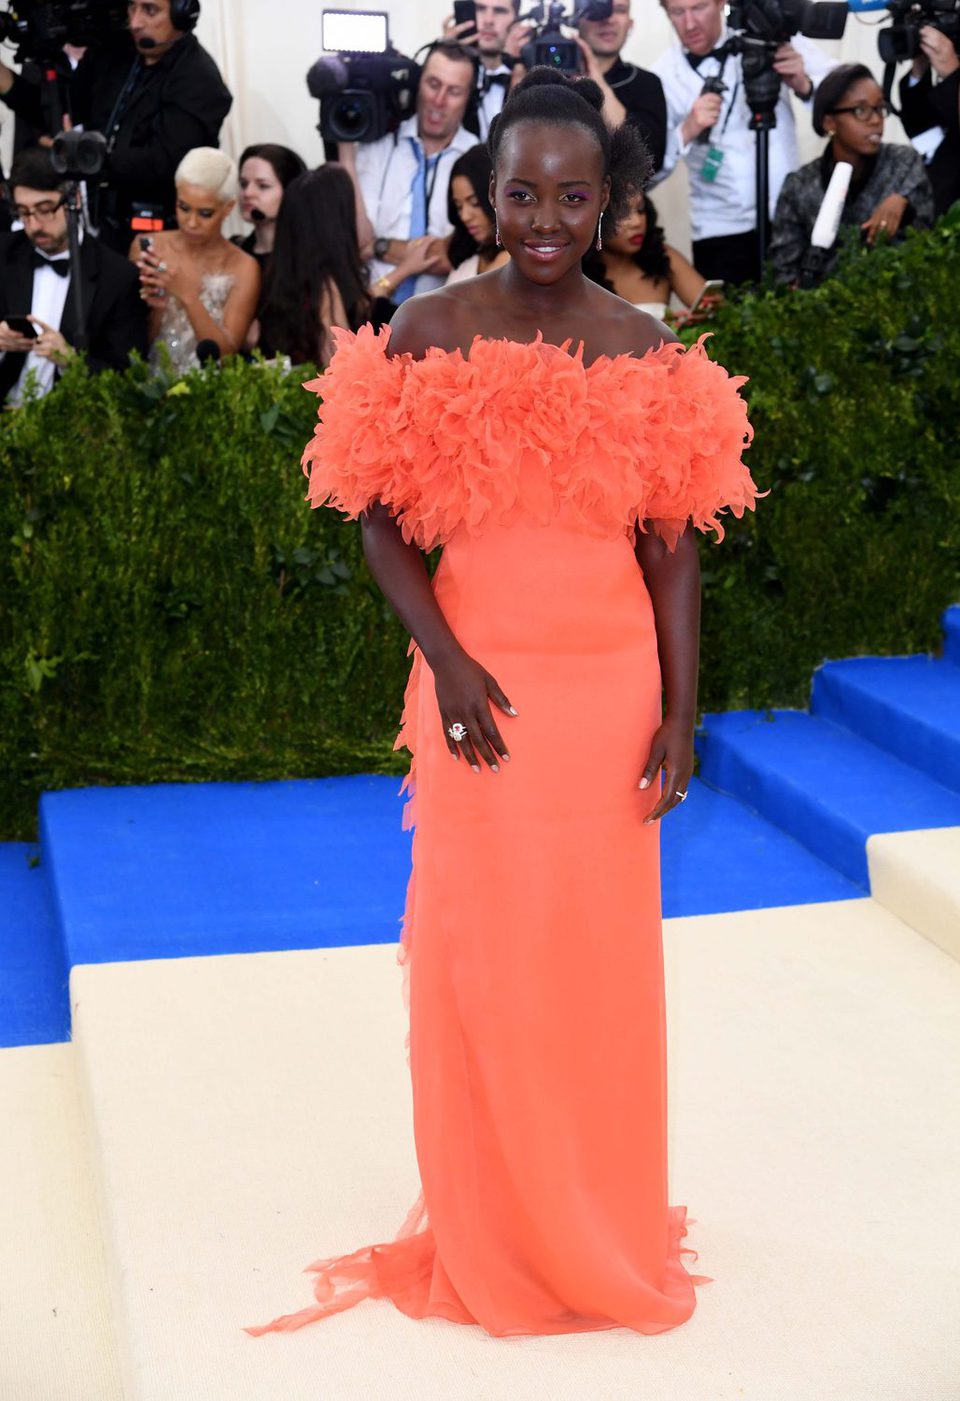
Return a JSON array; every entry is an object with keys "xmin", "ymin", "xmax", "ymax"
[{"xmin": 488, "ymin": 67, "xmax": 652, "ymax": 226}]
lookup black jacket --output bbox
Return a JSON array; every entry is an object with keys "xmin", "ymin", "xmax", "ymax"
[
  {"xmin": 898, "ymin": 68, "xmax": 960, "ymax": 217},
  {"xmin": 604, "ymin": 58, "xmax": 668, "ymax": 174},
  {"xmin": 0, "ymin": 230, "xmax": 148, "ymax": 402},
  {"xmin": 2, "ymin": 33, "xmax": 232, "ymax": 249}
]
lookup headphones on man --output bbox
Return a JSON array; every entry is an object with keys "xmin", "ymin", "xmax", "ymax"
[{"xmin": 169, "ymin": 0, "xmax": 201, "ymax": 33}]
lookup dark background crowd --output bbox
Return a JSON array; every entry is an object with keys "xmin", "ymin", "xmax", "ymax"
[{"xmin": 0, "ymin": 0, "xmax": 956, "ymax": 406}]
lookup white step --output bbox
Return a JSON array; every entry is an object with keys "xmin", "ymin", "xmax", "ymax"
[
  {"xmin": 67, "ymin": 901, "xmax": 960, "ymax": 1400},
  {"xmin": 0, "ymin": 1042, "xmax": 122, "ymax": 1400},
  {"xmin": 868, "ymin": 825, "xmax": 960, "ymax": 963}
]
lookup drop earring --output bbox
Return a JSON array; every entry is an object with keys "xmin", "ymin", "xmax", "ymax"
[
  {"xmin": 596, "ymin": 215, "xmax": 603, "ymax": 252},
  {"xmin": 495, "ymin": 218, "xmax": 502, "ymax": 248}
]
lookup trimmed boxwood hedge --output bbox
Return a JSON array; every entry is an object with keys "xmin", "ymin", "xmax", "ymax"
[{"xmin": 1, "ymin": 210, "xmax": 958, "ymax": 838}]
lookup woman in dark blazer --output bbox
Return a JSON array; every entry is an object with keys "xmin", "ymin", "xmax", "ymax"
[{"xmin": 769, "ymin": 63, "xmax": 935, "ymax": 287}]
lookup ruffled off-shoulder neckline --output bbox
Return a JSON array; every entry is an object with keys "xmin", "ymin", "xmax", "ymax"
[{"xmin": 301, "ymin": 323, "xmax": 758, "ymax": 554}]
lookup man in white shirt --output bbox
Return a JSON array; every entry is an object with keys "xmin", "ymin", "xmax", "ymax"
[
  {"xmin": 0, "ymin": 148, "xmax": 146, "ymax": 405},
  {"xmin": 444, "ymin": 1, "xmax": 522, "ymax": 140},
  {"xmin": 342, "ymin": 43, "xmax": 478, "ymax": 304},
  {"xmin": 653, "ymin": 0, "xmax": 836, "ymax": 283}
]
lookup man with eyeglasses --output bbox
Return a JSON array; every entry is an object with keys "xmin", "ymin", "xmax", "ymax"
[
  {"xmin": 0, "ymin": 148, "xmax": 147, "ymax": 406},
  {"xmin": 653, "ymin": 0, "xmax": 836, "ymax": 284},
  {"xmin": 0, "ymin": 0, "xmax": 231, "ymax": 253}
]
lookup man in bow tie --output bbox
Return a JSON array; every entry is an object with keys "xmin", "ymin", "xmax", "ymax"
[
  {"xmin": 0, "ymin": 148, "xmax": 147, "ymax": 407},
  {"xmin": 653, "ymin": 0, "xmax": 836, "ymax": 284}
]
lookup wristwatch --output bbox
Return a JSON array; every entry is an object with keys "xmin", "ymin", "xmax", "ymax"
[{"xmin": 373, "ymin": 236, "xmax": 390, "ymax": 259}]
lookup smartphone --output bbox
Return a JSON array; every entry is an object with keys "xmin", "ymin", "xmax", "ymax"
[
  {"xmin": 453, "ymin": 0, "xmax": 477, "ymax": 26},
  {"xmin": 687, "ymin": 278, "xmax": 724, "ymax": 314},
  {"xmin": 138, "ymin": 235, "xmax": 153, "ymax": 253},
  {"xmin": 321, "ymin": 9, "xmax": 389, "ymax": 53},
  {"xmin": 2, "ymin": 315, "xmax": 38, "ymax": 339}
]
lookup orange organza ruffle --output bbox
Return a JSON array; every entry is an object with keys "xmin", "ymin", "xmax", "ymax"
[{"xmin": 301, "ymin": 324, "xmax": 757, "ymax": 553}]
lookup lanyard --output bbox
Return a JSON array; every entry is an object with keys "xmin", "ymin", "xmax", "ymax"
[{"xmin": 421, "ymin": 148, "xmax": 441, "ymax": 231}]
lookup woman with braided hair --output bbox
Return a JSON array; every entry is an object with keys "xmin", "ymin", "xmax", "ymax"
[{"xmin": 249, "ymin": 66, "xmax": 757, "ymax": 1341}]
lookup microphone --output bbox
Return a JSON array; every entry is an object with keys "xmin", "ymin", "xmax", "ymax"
[
  {"xmin": 800, "ymin": 160, "xmax": 853, "ymax": 289},
  {"xmin": 196, "ymin": 339, "xmax": 221, "ymax": 366},
  {"xmin": 249, "ymin": 208, "xmax": 267, "ymax": 222}
]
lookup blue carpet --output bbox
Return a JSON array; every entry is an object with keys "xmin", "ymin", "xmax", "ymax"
[
  {"xmin": 812, "ymin": 656, "xmax": 960, "ymax": 792},
  {"xmin": 697, "ymin": 709, "xmax": 960, "ymax": 888},
  {"xmin": 0, "ymin": 845, "xmax": 69, "ymax": 1048}
]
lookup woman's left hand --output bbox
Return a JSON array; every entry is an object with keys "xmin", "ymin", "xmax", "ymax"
[
  {"xmin": 861, "ymin": 193, "xmax": 909, "ymax": 246},
  {"xmin": 639, "ymin": 715, "xmax": 694, "ymax": 823}
]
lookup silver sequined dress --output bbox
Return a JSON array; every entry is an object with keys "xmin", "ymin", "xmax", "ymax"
[{"xmin": 149, "ymin": 272, "xmax": 235, "ymax": 375}]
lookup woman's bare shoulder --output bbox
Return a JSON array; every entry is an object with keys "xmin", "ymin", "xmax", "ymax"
[
  {"xmin": 585, "ymin": 282, "xmax": 679, "ymax": 357},
  {"xmin": 386, "ymin": 289, "xmax": 474, "ymax": 359}
]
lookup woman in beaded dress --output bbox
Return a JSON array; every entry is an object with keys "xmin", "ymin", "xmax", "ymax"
[
  {"xmin": 130, "ymin": 147, "xmax": 260, "ymax": 374},
  {"xmin": 248, "ymin": 68, "xmax": 758, "ymax": 1341}
]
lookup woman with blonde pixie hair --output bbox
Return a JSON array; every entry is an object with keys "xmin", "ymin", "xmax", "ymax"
[{"xmin": 130, "ymin": 146, "xmax": 260, "ymax": 373}]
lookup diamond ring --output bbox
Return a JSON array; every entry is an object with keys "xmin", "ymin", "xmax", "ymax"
[{"xmin": 447, "ymin": 722, "xmax": 468, "ymax": 742}]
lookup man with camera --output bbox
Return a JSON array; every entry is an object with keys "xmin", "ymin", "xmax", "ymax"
[
  {"xmin": 653, "ymin": 0, "xmax": 836, "ymax": 283},
  {"xmin": 341, "ymin": 43, "xmax": 478, "ymax": 304},
  {"xmin": 575, "ymin": 0, "xmax": 667, "ymax": 171},
  {"xmin": 0, "ymin": 147, "xmax": 147, "ymax": 406},
  {"xmin": 443, "ymin": 2, "xmax": 523, "ymax": 140},
  {"xmin": 0, "ymin": 0, "xmax": 232, "ymax": 253},
  {"xmin": 899, "ymin": 23, "xmax": 960, "ymax": 215}
]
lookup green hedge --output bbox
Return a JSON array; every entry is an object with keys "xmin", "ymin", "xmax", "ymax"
[{"xmin": 1, "ymin": 211, "xmax": 958, "ymax": 838}]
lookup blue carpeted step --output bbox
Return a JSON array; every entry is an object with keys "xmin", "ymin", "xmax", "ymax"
[
  {"xmin": 812, "ymin": 655, "xmax": 960, "ymax": 794},
  {"xmin": 697, "ymin": 710, "xmax": 960, "ymax": 888},
  {"xmin": 944, "ymin": 605, "xmax": 960, "ymax": 667},
  {"xmin": 0, "ymin": 845, "xmax": 69, "ymax": 1047},
  {"xmin": 38, "ymin": 770, "xmax": 862, "ymax": 977}
]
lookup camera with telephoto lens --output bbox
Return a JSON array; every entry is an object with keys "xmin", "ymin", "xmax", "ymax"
[
  {"xmin": 0, "ymin": 0, "xmax": 126, "ymax": 62},
  {"xmin": 518, "ymin": 0, "xmax": 613, "ymax": 74},
  {"xmin": 309, "ymin": 9, "xmax": 420, "ymax": 143},
  {"xmin": 878, "ymin": 0, "xmax": 960, "ymax": 60},
  {"xmin": 721, "ymin": 0, "xmax": 848, "ymax": 127}
]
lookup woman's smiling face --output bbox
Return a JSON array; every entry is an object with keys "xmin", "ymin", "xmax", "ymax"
[{"xmin": 492, "ymin": 120, "xmax": 609, "ymax": 285}]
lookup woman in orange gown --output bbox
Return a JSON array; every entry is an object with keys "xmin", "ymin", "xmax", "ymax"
[{"xmin": 248, "ymin": 68, "xmax": 757, "ymax": 1340}]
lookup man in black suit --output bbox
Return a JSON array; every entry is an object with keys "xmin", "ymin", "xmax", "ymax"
[
  {"xmin": 575, "ymin": 0, "xmax": 668, "ymax": 172},
  {"xmin": 0, "ymin": 0, "xmax": 232, "ymax": 251},
  {"xmin": 0, "ymin": 148, "xmax": 148, "ymax": 406}
]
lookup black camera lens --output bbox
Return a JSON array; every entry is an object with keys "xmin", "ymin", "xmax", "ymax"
[{"xmin": 331, "ymin": 95, "xmax": 373, "ymax": 142}]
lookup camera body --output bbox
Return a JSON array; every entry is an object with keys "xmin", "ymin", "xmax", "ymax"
[
  {"xmin": 0, "ymin": 0, "xmax": 127, "ymax": 63},
  {"xmin": 723, "ymin": 0, "xmax": 848, "ymax": 126},
  {"xmin": 307, "ymin": 50, "xmax": 420, "ymax": 143},
  {"xmin": 519, "ymin": 0, "xmax": 613, "ymax": 75},
  {"xmin": 878, "ymin": 0, "xmax": 960, "ymax": 60}
]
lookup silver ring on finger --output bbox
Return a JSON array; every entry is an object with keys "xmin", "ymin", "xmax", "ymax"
[
  {"xmin": 676, "ymin": 790, "xmax": 688, "ymax": 802},
  {"xmin": 447, "ymin": 722, "xmax": 468, "ymax": 743}
]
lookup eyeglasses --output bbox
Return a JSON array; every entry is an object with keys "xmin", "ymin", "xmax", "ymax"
[
  {"xmin": 12, "ymin": 198, "xmax": 66, "ymax": 223},
  {"xmin": 829, "ymin": 102, "xmax": 889, "ymax": 122}
]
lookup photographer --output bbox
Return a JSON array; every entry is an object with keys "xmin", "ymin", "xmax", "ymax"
[
  {"xmin": 443, "ymin": 2, "xmax": 522, "ymax": 140},
  {"xmin": 653, "ymin": 0, "xmax": 837, "ymax": 283},
  {"xmin": 575, "ymin": 0, "xmax": 667, "ymax": 171},
  {"xmin": 0, "ymin": 147, "xmax": 146, "ymax": 406},
  {"xmin": 899, "ymin": 25, "xmax": 960, "ymax": 215},
  {"xmin": 341, "ymin": 43, "xmax": 477, "ymax": 304},
  {"xmin": 0, "ymin": 0, "xmax": 232, "ymax": 253}
]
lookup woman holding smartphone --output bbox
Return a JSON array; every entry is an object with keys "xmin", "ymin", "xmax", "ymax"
[{"xmin": 130, "ymin": 148, "xmax": 260, "ymax": 374}]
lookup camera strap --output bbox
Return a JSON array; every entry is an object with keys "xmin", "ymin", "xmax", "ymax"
[{"xmin": 105, "ymin": 58, "xmax": 143, "ymax": 151}]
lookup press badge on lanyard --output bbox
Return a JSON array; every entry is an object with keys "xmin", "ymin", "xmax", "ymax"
[{"xmin": 700, "ymin": 72, "xmax": 737, "ymax": 184}]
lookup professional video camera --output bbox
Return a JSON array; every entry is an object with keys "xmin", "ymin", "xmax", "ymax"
[
  {"xmin": 723, "ymin": 0, "xmax": 849, "ymax": 128},
  {"xmin": 0, "ymin": 0, "xmax": 126, "ymax": 63},
  {"xmin": 877, "ymin": 0, "xmax": 960, "ymax": 60},
  {"xmin": 309, "ymin": 9, "xmax": 419, "ymax": 144},
  {"xmin": 518, "ymin": 0, "xmax": 613, "ymax": 73}
]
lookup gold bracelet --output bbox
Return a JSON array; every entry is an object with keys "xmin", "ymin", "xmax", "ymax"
[{"xmin": 373, "ymin": 274, "xmax": 392, "ymax": 296}]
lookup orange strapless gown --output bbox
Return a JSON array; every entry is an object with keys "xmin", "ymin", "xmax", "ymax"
[{"xmin": 247, "ymin": 326, "xmax": 757, "ymax": 1339}]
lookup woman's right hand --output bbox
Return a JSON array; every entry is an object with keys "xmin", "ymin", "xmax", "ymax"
[{"xmin": 432, "ymin": 648, "xmax": 518, "ymax": 772}]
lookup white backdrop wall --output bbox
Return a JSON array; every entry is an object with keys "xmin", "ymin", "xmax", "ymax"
[{"xmin": 1, "ymin": 0, "xmax": 904, "ymax": 255}]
